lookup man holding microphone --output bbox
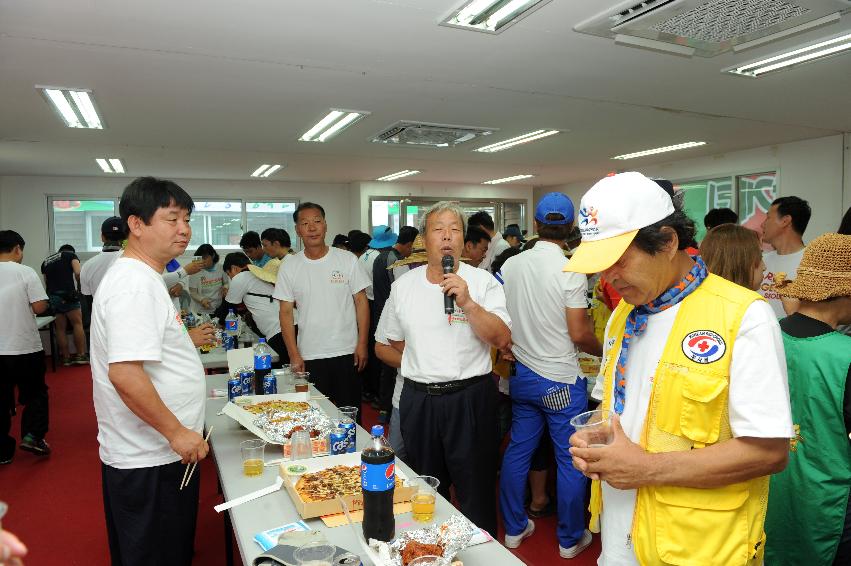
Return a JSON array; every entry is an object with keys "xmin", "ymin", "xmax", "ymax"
[{"xmin": 376, "ymin": 201, "xmax": 511, "ymax": 537}]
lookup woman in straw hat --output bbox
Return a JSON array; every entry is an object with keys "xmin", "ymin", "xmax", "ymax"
[{"xmin": 763, "ymin": 233, "xmax": 851, "ymax": 565}]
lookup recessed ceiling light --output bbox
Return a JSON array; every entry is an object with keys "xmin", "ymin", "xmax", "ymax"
[
  {"xmin": 441, "ymin": 0, "xmax": 553, "ymax": 34},
  {"xmin": 611, "ymin": 142, "xmax": 706, "ymax": 160},
  {"xmin": 251, "ymin": 164, "xmax": 284, "ymax": 178},
  {"xmin": 725, "ymin": 31, "xmax": 851, "ymax": 77},
  {"xmin": 37, "ymin": 86, "xmax": 104, "ymax": 129},
  {"xmin": 95, "ymin": 158, "xmax": 124, "ymax": 174},
  {"xmin": 376, "ymin": 170, "xmax": 422, "ymax": 182},
  {"xmin": 474, "ymin": 129, "xmax": 560, "ymax": 153},
  {"xmin": 482, "ymin": 174, "xmax": 535, "ymax": 185},
  {"xmin": 299, "ymin": 109, "xmax": 369, "ymax": 142}
]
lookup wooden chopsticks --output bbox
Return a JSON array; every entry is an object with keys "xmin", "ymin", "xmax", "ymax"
[{"xmin": 180, "ymin": 426, "xmax": 213, "ymax": 491}]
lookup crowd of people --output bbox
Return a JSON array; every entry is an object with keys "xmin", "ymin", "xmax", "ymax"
[{"xmin": 1, "ymin": 171, "xmax": 849, "ymax": 565}]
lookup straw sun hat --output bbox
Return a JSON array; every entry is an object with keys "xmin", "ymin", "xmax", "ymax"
[
  {"xmin": 247, "ymin": 258, "xmax": 282, "ymax": 284},
  {"xmin": 387, "ymin": 234, "xmax": 471, "ymax": 269},
  {"xmin": 775, "ymin": 233, "xmax": 851, "ymax": 302}
]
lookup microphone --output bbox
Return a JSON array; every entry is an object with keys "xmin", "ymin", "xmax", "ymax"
[{"xmin": 442, "ymin": 255, "xmax": 454, "ymax": 315}]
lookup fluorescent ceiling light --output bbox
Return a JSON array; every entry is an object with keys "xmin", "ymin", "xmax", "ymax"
[
  {"xmin": 726, "ymin": 31, "xmax": 851, "ymax": 77},
  {"xmin": 474, "ymin": 129, "xmax": 560, "ymax": 153},
  {"xmin": 376, "ymin": 170, "xmax": 422, "ymax": 182},
  {"xmin": 95, "ymin": 158, "xmax": 124, "ymax": 173},
  {"xmin": 37, "ymin": 86, "xmax": 104, "ymax": 129},
  {"xmin": 299, "ymin": 109, "xmax": 369, "ymax": 142},
  {"xmin": 482, "ymin": 174, "xmax": 535, "ymax": 185},
  {"xmin": 441, "ymin": 0, "xmax": 553, "ymax": 34},
  {"xmin": 611, "ymin": 142, "xmax": 706, "ymax": 160},
  {"xmin": 251, "ymin": 164, "xmax": 284, "ymax": 178}
]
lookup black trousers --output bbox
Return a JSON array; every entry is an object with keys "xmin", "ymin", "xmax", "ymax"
[
  {"xmin": 1, "ymin": 351, "xmax": 48, "ymax": 459},
  {"xmin": 378, "ymin": 362, "xmax": 396, "ymax": 416},
  {"xmin": 267, "ymin": 332, "xmax": 290, "ymax": 367},
  {"xmin": 102, "ymin": 461, "xmax": 200, "ymax": 566},
  {"xmin": 305, "ymin": 354, "xmax": 362, "ymax": 422},
  {"xmin": 400, "ymin": 376, "xmax": 500, "ymax": 537},
  {"xmin": 363, "ymin": 299, "xmax": 380, "ymax": 398}
]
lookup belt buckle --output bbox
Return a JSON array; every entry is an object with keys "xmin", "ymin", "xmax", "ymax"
[{"xmin": 426, "ymin": 384, "xmax": 443, "ymax": 396}]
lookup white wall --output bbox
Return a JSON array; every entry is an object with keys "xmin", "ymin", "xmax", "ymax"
[
  {"xmin": 536, "ymin": 134, "xmax": 849, "ymax": 241},
  {"xmin": 0, "ymin": 176, "xmax": 353, "ymax": 271}
]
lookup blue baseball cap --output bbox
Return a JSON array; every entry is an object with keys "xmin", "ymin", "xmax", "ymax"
[
  {"xmin": 535, "ymin": 192, "xmax": 574, "ymax": 225},
  {"xmin": 369, "ymin": 225, "xmax": 398, "ymax": 248}
]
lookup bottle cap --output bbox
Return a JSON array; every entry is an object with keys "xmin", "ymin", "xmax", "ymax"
[
  {"xmin": 258, "ymin": 338, "xmax": 266, "ymax": 343},
  {"xmin": 371, "ymin": 425, "xmax": 384, "ymax": 436}
]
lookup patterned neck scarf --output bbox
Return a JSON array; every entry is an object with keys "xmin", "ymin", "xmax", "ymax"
[{"xmin": 611, "ymin": 255, "xmax": 709, "ymax": 415}]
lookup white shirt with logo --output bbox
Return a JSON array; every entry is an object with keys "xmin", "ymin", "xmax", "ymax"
[
  {"xmin": 90, "ymin": 258, "xmax": 205, "ymax": 469},
  {"xmin": 377, "ymin": 262, "xmax": 511, "ymax": 384},
  {"xmin": 360, "ymin": 248, "xmax": 381, "ymax": 301},
  {"xmin": 0, "ymin": 262, "xmax": 48, "ymax": 355},
  {"xmin": 759, "ymin": 248, "xmax": 805, "ymax": 318},
  {"xmin": 590, "ymin": 299, "xmax": 793, "ymax": 566},
  {"xmin": 80, "ymin": 249, "xmax": 122, "ymax": 296},
  {"xmin": 273, "ymin": 247, "xmax": 369, "ymax": 360},
  {"xmin": 478, "ymin": 232, "xmax": 511, "ymax": 272},
  {"xmin": 225, "ymin": 271, "xmax": 281, "ymax": 339},
  {"xmin": 501, "ymin": 241, "xmax": 588, "ymax": 384},
  {"xmin": 189, "ymin": 264, "xmax": 229, "ymax": 314}
]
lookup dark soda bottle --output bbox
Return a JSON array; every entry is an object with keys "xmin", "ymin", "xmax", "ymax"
[
  {"xmin": 253, "ymin": 338, "xmax": 273, "ymax": 394},
  {"xmin": 361, "ymin": 425, "xmax": 395, "ymax": 542}
]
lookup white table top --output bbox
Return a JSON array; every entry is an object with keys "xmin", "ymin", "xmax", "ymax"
[{"xmin": 204, "ymin": 374, "xmax": 525, "ymax": 566}]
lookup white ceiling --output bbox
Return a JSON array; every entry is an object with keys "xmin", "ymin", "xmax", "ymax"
[{"xmin": 1, "ymin": 0, "xmax": 849, "ymax": 186}]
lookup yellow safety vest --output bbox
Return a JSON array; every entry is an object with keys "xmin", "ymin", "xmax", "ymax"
[{"xmin": 590, "ymin": 274, "xmax": 769, "ymax": 566}]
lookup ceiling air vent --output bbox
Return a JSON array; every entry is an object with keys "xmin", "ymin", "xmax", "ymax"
[
  {"xmin": 574, "ymin": 0, "xmax": 849, "ymax": 57},
  {"xmin": 371, "ymin": 121, "xmax": 497, "ymax": 148}
]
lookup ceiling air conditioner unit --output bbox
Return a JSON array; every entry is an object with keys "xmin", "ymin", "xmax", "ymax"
[
  {"xmin": 574, "ymin": 0, "xmax": 849, "ymax": 57},
  {"xmin": 371, "ymin": 121, "xmax": 497, "ymax": 148}
]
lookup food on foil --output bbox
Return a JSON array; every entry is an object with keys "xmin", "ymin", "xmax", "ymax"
[
  {"xmin": 371, "ymin": 515, "xmax": 475, "ymax": 566},
  {"xmin": 401, "ymin": 541, "xmax": 444, "ymax": 565},
  {"xmin": 242, "ymin": 399, "xmax": 311, "ymax": 415}
]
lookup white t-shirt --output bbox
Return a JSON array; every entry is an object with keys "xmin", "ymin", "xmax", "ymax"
[
  {"xmin": 225, "ymin": 271, "xmax": 281, "ymax": 339},
  {"xmin": 590, "ymin": 299, "xmax": 794, "ymax": 566},
  {"xmin": 273, "ymin": 247, "xmax": 369, "ymax": 360},
  {"xmin": 501, "ymin": 241, "xmax": 589, "ymax": 383},
  {"xmin": 374, "ymin": 304, "xmax": 405, "ymax": 409},
  {"xmin": 162, "ymin": 268, "xmax": 189, "ymax": 312},
  {"xmin": 760, "ymin": 248, "xmax": 805, "ymax": 318},
  {"xmin": 80, "ymin": 249, "xmax": 122, "ymax": 296},
  {"xmin": 189, "ymin": 264, "xmax": 228, "ymax": 314},
  {"xmin": 90, "ymin": 257, "xmax": 205, "ymax": 469},
  {"xmin": 360, "ymin": 248, "xmax": 381, "ymax": 301},
  {"xmin": 0, "ymin": 262, "xmax": 48, "ymax": 355},
  {"xmin": 378, "ymin": 262, "xmax": 511, "ymax": 384},
  {"xmin": 478, "ymin": 232, "xmax": 511, "ymax": 272}
]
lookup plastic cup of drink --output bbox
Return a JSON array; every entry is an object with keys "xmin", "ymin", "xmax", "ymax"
[
  {"xmin": 294, "ymin": 372, "xmax": 310, "ymax": 393},
  {"xmin": 408, "ymin": 556, "xmax": 448, "ymax": 566},
  {"xmin": 570, "ymin": 409, "xmax": 614, "ymax": 447},
  {"xmin": 409, "ymin": 475, "xmax": 440, "ymax": 523},
  {"xmin": 241, "ymin": 439, "xmax": 266, "ymax": 477},
  {"xmin": 293, "ymin": 541, "xmax": 336, "ymax": 566},
  {"xmin": 290, "ymin": 430, "xmax": 313, "ymax": 461},
  {"xmin": 337, "ymin": 406, "xmax": 358, "ymax": 424}
]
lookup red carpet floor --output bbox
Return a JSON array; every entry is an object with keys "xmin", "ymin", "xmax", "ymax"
[{"xmin": 0, "ymin": 362, "xmax": 600, "ymax": 565}]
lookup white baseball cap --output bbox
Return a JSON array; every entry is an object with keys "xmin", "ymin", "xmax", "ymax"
[{"xmin": 564, "ymin": 172, "xmax": 675, "ymax": 274}]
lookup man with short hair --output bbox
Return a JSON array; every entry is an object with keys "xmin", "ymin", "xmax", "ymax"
[
  {"xmin": 0, "ymin": 230, "xmax": 51, "ymax": 463},
  {"xmin": 704, "ymin": 208, "xmax": 739, "ymax": 232},
  {"xmin": 91, "ymin": 177, "xmax": 209, "ymax": 566},
  {"xmin": 240, "ymin": 231, "xmax": 271, "ymax": 267},
  {"xmin": 469, "ymin": 210, "xmax": 510, "ymax": 271},
  {"xmin": 503, "ymin": 224, "xmax": 526, "ymax": 249},
  {"xmin": 568, "ymin": 172, "xmax": 793, "ymax": 566},
  {"xmin": 260, "ymin": 228, "xmax": 292, "ymax": 260},
  {"xmin": 499, "ymin": 192, "xmax": 602, "ymax": 558},
  {"xmin": 80, "ymin": 217, "xmax": 127, "ymax": 298},
  {"xmin": 376, "ymin": 201, "xmax": 511, "ymax": 537},
  {"xmin": 372, "ymin": 226, "xmax": 418, "ymax": 422},
  {"xmin": 760, "ymin": 196, "xmax": 811, "ymax": 317},
  {"xmin": 274, "ymin": 203, "xmax": 370, "ymax": 412},
  {"xmin": 463, "ymin": 226, "xmax": 491, "ymax": 268}
]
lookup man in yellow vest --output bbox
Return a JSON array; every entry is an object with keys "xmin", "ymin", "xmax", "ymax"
[{"xmin": 566, "ymin": 172, "xmax": 794, "ymax": 566}]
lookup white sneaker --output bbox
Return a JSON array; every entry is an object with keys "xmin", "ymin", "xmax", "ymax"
[
  {"xmin": 559, "ymin": 529, "xmax": 593, "ymax": 559},
  {"xmin": 504, "ymin": 519, "xmax": 535, "ymax": 549}
]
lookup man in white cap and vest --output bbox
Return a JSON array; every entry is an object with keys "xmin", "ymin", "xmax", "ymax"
[{"xmin": 567, "ymin": 172, "xmax": 793, "ymax": 565}]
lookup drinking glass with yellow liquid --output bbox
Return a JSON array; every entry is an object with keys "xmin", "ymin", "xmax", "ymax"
[
  {"xmin": 241, "ymin": 439, "xmax": 266, "ymax": 477},
  {"xmin": 409, "ymin": 475, "xmax": 440, "ymax": 523}
]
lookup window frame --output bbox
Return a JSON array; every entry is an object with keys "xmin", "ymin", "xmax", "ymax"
[
  {"xmin": 46, "ymin": 194, "xmax": 120, "ymax": 258},
  {"xmin": 368, "ymin": 196, "xmax": 527, "ymax": 235}
]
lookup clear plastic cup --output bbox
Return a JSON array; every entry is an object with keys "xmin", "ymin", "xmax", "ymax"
[
  {"xmin": 408, "ymin": 556, "xmax": 449, "ymax": 566},
  {"xmin": 290, "ymin": 430, "xmax": 313, "ymax": 461},
  {"xmin": 293, "ymin": 541, "xmax": 336, "ymax": 566},
  {"xmin": 241, "ymin": 439, "xmax": 266, "ymax": 477},
  {"xmin": 337, "ymin": 406, "xmax": 358, "ymax": 424},
  {"xmin": 570, "ymin": 409, "xmax": 614, "ymax": 447},
  {"xmin": 294, "ymin": 372, "xmax": 310, "ymax": 393},
  {"xmin": 409, "ymin": 475, "xmax": 440, "ymax": 523}
]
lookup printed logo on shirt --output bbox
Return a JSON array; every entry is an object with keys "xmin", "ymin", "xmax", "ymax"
[
  {"xmin": 578, "ymin": 206, "xmax": 600, "ymax": 237},
  {"xmin": 449, "ymin": 306, "xmax": 468, "ymax": 325},
  {"xmin": 330, "ymin": 270, "xmax": 345, "ymax": 284},
  {"xmin": 760, "ymin": 270, "xmax": 785, "ymax": 300},
  {"xmin": 681, "ymin": 330, "xmax": 726, "ymax": 364},
  {"xmin": 175, "ymin": 312, "xmax": 188, "ymax": 334}
]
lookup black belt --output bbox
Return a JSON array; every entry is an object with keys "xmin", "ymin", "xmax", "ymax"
[{"xmin": 405, "ymin": 374, "xmax": 489, "ymax": 396}]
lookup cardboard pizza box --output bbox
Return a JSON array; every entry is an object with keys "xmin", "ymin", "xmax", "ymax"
[
  {"xmin": 221, "ymin": 393, "xmax": 326, "ymax": 446},
  {"xmin": 279, "ymin": 451, "xmax": 417, "ymax": 519}
]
